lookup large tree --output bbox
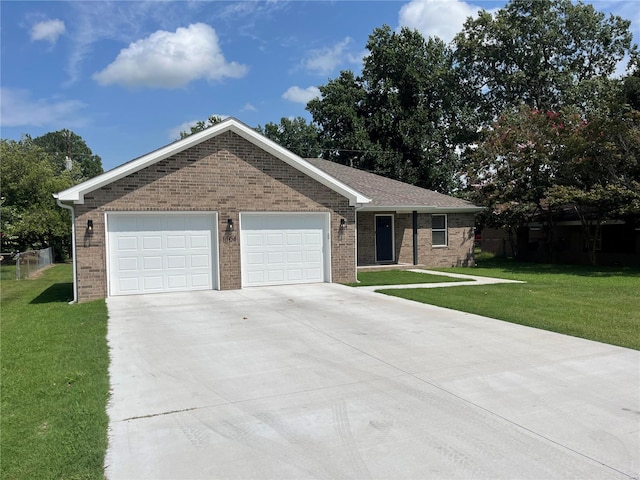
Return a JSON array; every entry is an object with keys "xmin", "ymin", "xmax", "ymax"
[
  {"xmin": 468, "ymin": 104, "xmax": 640, "ymax": 263},
  {"xmin": 32, "ymin": 129, "xmax": 103, "ymax": 181},
  {"xmin": 466, "ymin": 105, "xmax": 564, "ymax": 257},
  {"xmin": 454, "ymin": 0, "xmax": 636, "ymax": 118},
  {"xmin": 0, "ymin": 138, "xmax": 74, "ymax": 255},
  {"xmin": 547, "ymin": 104, "xmax": 640, "ymax": 264},
  {"xmin": 308, "ymin": 26, "xmax": 473, "ymax": 193},
  {"xmin": 306, "ymin": 71, "xmax": 370, "ymax": 168},
  {"xmin": 256, "ymin": 117, "xmax": 323, "ymax": 158}
]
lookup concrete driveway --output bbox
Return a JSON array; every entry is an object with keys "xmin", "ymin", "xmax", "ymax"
[{"xmin": 105, "ymin": 284, "xmax": 639, "ymax": 479}]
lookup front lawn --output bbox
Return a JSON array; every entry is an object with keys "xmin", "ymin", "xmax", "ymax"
[
  {"xmin": 1, "ymin": 264, "xmax": 110, "ymax": 480},
  {"xmin": 350, "ymin": 269, "xmax": 467, "ymax": 286},
  {"xmin": 379, "ymin": 255, "xmax": 640, "ymax": 350}
]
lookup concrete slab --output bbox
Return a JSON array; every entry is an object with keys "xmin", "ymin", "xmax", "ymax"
[
  {"xmin": 357, "ymin": 268, "xmax": 525, "ymax": 290},
  {"xmin": 105, "ymin": 284, "xmax": 639, "ymax": 479}
]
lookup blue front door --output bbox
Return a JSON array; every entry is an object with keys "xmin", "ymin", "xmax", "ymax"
[{"xmin": 375, "ymin": 215, "xmax": 394, "ymax": 262}]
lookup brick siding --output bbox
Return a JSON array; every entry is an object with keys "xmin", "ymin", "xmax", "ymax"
[
  {"xmin": 357, "ymin": 211, "xmax": 475, "ymax": 267},
  {"xmin": 74, "ymin": 131, "xmax": 355, "ymax": 302}
]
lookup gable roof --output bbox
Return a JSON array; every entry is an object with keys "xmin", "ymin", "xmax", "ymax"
[
  {"xmin": 54, "ymin": 118, "xmax": 370, "ymax": 207},
  {"xmin": 306, "ymin": 158, "xmax": 483, "ymax": 213}
]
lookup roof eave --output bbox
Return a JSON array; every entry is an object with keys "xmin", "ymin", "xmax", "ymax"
[{"xmin": 357, "ymin": 205, "xmax": 485, "ymax": 213}]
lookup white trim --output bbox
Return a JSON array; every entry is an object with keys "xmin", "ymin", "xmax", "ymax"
[
  {"xmin": 374, "ymin": 214, "xmax": 395, "ymax": 263},
  {"xmin": 239, "ymin": 211, "xmax": 331, "ymax": 286},
  {"xmin": 55, "ymin": 118, "xmax": 370, "ymax": 207},
  {"xmin": 359, "ymin": 205, "xmax": 484, "ymax": 213},
  {"xmin": 105, "ymin": 211, "xmax": 219, "ymax": 296},
  {"xmin": 432, "ymin": 213, "xmax": 448, "ymax": 247}
]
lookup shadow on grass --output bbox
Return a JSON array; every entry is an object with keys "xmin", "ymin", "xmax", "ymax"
[
  {"xmin": 474, "ymin": 255, "xmax": 640, "ymax": 278},
  {"xmin": 30, "ymin": 283, "xmax": 73, "ymax": 304}
]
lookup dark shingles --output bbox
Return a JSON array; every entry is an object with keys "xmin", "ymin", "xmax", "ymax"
[{"xmin": 306, "ymin": 158, "xmax": 478, "ymax": 208}]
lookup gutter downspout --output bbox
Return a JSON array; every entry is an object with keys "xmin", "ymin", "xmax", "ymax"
[
  {"xmin": 355, "ymin": 205, "xmax": 363, "ymax": 281},
  {"xmin": 55, "ymin": 199, "xmax": 78, "ymax": 304}
]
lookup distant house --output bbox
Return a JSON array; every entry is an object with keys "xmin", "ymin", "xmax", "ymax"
[
  {"xmin": 55, "ymin": 118, "xmax": 482, "ymax": 303},
  {"xmin": 482, "ymin": 214, "xmax": 640, "ymax": 266}
]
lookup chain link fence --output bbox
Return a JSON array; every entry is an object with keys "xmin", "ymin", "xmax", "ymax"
[{"xmin": 14, "ymin": 247, "xmax": 54, "ymax": 280}]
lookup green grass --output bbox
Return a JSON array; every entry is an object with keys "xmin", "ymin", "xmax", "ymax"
[
  {"xmin": 379, "ymin": 254, "xmax": 640, "ymax": 350},
  {"xmin": 1, "ymin": 264, "xmax": 110, "ymax": 480},
  {"xmin": 1, "ymin": 264, "xmax": 16, "ymax": 281},
  {"xmin": 350, "ymin": 269, "xmax": 467, "ymax": 286}
]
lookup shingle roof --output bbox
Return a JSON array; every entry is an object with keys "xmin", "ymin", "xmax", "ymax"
[{"xmin": 306, "ymin": 157, "xmax": 482, "ymax": 211}]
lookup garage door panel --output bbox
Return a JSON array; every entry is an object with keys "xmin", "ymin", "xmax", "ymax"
[
  {"xmin": 191, "ymin": 274, "xmax": 210, "ymax": 287},
  {"xmin": 287, "ymin": 269, "xmax": 303, "ymax": 281},
  {"xmin": 241, "ymin": 214, "xmax": 327, "ymax": 287},
  {"xmin": 108, "ymin": 214, "xmax": 216, "ymax": 296},
  {"xmin": 267, "ymin": 252, "xmax": 284, "ymax": 264},
  {"xmin": 167, "ymin": 275, "xmax": 187, "ymax": 289},
  {"xmin": 246, "ymin": 234, "xmax": 263, "ymax": 247},
  {"xmin": 117, "ymin": 257, "xmax": 138, "ymax": 271},
  {"xmin": 190, "ymin": 254, "xmax": 209, "ymax": 268},
  {"xmin": 247, "ymin": 271, "xmax": 264, "ymax": 284},
  {"xmin": 167, "ymin": 235, "xmax": 186, "ymax": 249},
  {"xmin": 142, "ymin": 236, "xmax": 162, "ymax": 250},
  {"xmin": 118, "ymin": 277, "xmax": 139, "ymax": 293},
  {"xmin": 305, "ymin": 250, "xmax": 322, "ymax": 262},
  {"xmin": 117, "ymin": 236, "xmax": 138, "ymax": 250},
  {"xmin": 190, "ymin": 235, "xmax": 209, "ymax": 248},
  {"xmin": 143, "ymin": 256, "xmax": 163, "ymax": 270},
  {"xmin": 267, "ymin": 233, "xmax": 284, "ymax": 245},
  {"xmin": 287, "ymin": 251, "xmax": 303, "ymax": 263},
  {"xmin": 267, "ymin": 270, "xmax": 284, "ymax": 282},
  {"xmin": 305, "ymin": 233, "xmax": 321, "ymax": 245},
  {"xmin": 286, "ymin": 233, "xmax": 302, "ymax": 245},
  {"xmin": 143, "ymin": 276, "xmax": 163, "ymax": 290}
]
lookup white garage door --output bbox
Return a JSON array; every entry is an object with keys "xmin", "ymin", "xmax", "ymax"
[
  {"xmin": 107, "ymin": 213, "xmax": 217, "ymax": 296},
  {"xmin": 241, "ymin": 213, "xmax": 329, "ymax": 287}
]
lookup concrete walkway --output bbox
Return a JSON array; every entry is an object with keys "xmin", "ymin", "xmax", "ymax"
[
  {"xmin": 105, "ymin": 284, "xmax": 639, "ymax": 479},
  {"xmin": 358, "ymin": 268, "xmax": 525, "ymax": 291}
]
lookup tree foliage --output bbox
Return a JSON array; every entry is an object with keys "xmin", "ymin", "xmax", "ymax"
[
  {"xmin": 256, "ymin": 117, "xmax": 323, "ymax": 158},
  {"xmin": 454, "ymin": 0, "xmax": 636, "ymax": 117},
  {"xmin": 1, "ymin": 130, "xmax": 104, "ymax": 257},
  {"xmin": 179, "ymin": 115, "xmax": 225, "ymax": 139},
  {"xmin": 308, "ymin": 26, "xmax": 473, "ymax": 193},
  {"xmin": 1, "ymin": 138, "xmax": 74, "ymax": 254},
  {"xmin": 32, "ymin": 129, "xmax": 103, "ymax": 182},
  {"xmin": 468, "ymin": 104, "xmax": 640, "ymax": 263}
]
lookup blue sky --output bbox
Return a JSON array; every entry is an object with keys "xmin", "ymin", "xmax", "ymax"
[{"xmin": 1, "ymin": 0, "xmax": 638, "ymax": 172}]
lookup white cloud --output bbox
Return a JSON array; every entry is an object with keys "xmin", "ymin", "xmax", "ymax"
[
  {"xmin": 282, "ymin": 86, "xmax": 321, "ymax": 104},
  {"xmin": 304, "ymin": 37, "xmax": 360, "ymax": 75},
  {"xmin": 167, "ymin": 115, "xmax": 229, "ymax": 140},
  {"xmin": 168, "ymin": 120, "xmax": 200, "ymax": 140},
  {"xmin": 241, "ymin": 103, "xmax": 257, "ymax": 112},
  {"xmin": 93, "ymin": 23, "xmax": 248, "ymax": 88},
  {"xmin": 0, "ymin": 88, "xmax": 87, "ymax": 128},
  {"xmin": 30, "ymin": 19, "xmax": 66, "ymax": 44},
  {"xmin": 398, "ymin": 0, "xmax": 487, "ymax": 44}
]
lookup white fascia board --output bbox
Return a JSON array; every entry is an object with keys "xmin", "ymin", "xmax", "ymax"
[
  {"xmin": 54, "ymin": 118, "xmax": 370, "ymax": 207},
  {"xmin": 357, "ymin": 205, "xmax": 485, "ymax": 213},
  {"xmin": 55, "ymin": 122, "xmax": 235, "ymax": 204}
]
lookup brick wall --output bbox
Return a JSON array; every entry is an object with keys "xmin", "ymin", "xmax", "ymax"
[
  {"xmin": 357, "ymin": 211, "xmax": 475, "ymax": 267},
  {"xmin": 74, "ymin": 131, "xmax": 355, "ymax": 302}
]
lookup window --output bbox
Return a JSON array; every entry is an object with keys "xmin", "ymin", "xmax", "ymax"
[{"xmin": 432, "ymin": 214, "xmax": 447, "ymax": 247}]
